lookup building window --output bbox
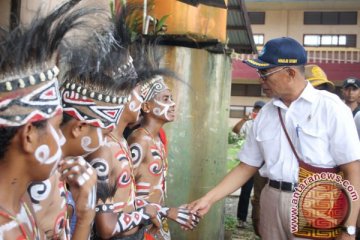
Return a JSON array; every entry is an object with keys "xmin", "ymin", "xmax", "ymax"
[
  {"xmin": 253, "ymin": 34, "xmax": 264, "ymax": 45},
  {"xmin": 248, "ymin": 12, "xmax": 265, "ymax": 25},
  {"xmin": 304, "ymin": 12, "xmax": 357, "ymax": 25},
  {"xmin": 231, "ymin": 84, "xmax": 262, "ymax": 97},
  {"xmin": 304, "ymin": 34, "xmax": 356, "ymax": 47}
]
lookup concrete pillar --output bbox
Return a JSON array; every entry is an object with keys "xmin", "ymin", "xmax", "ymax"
[{"xmin": 162, "ymin": 46, "xmax": 232, "ymax": 240}]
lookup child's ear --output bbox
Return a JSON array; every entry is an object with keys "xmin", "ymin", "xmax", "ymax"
[
  {"xmin": 71, "ymin": 121, "xmax": 89, "ymax": 138},
  {"xmin": 141, "ymin": 102, "xmax": 151, "ymax": 113},
  {"xmin": 21, "ymin": 122, "xmax": 41, "ymax": 153}
]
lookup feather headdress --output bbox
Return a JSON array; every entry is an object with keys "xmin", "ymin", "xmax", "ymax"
[
  {"xmin": 59, "ymin": 4, "xmax": 143, "ymax": 130},
  {"xmin": 0, "ymin": 0, "xmax": 90, "ymax": 127}
]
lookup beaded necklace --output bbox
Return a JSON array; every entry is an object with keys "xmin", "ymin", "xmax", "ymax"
[{"xmin": 0, "ymin": 201, "xmax": 39, "ymax": 240}]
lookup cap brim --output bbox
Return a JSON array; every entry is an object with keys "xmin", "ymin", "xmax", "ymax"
[
  {"xmin": 243, "ymin": 58, "xmax": 277, "ymax": 70},
  {"xmin": 343, "ymin": 83, "xmax": 360, "ymax": 88},
  {"xmin": 308, "ymin": 78, "xmax": 335, "ymax": 88}
]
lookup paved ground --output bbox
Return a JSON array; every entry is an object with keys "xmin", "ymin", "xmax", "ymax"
[{"xmin": 224, "ymin": 196, "xmax": 260, "ymax": 240}]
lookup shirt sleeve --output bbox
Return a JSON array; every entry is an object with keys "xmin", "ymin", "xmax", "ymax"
[
  {"xmin": 329, "ymin": 101, "xmax": 360, "ymax": 165},
  {"xmin": 237, "ymin": 120, "xmax": 264, "ymax": 167}
]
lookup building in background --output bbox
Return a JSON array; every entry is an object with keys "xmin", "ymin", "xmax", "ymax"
[{"xmin": 229, "ymin": 0, "xmax": 360, "ymax": 126}]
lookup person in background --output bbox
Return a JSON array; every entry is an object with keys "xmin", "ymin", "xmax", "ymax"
[
  {"xmin": 232, "ymin": 101, "xmax": 265, "ymax": 138},
  {"xmin": 232, "ymin": 101, "xmax": 265, "ymax": 229},
  {"xmin": 343, "ymin": 77, "xmax": 360, "ymax": 240},
  {"xmin": 305, "ymin": 64, "xmax": 335, "ymax": 92},
  {"xmin": 342, "ymin": 77, "xmax": 360, "ymax": 116}
]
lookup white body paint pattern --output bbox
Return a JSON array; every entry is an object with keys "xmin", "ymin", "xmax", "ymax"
[
  {"xmin": 135, "ymin": 182, "xmax": 151, "ymax": 198},
  {"xmin": 134, "ymin": 139, "xmax": 167, "ymax": 204},
  {"xmin": 90, "ymin": 158, "xmax": 110, "ymax": 182},
  {"xmin": 81, "ymin": 127, "xmax": 105, "ymax": 154},
  {"xmin": 128, "ymin": 90, "xmax": 143, "ymax": 113},
  {"xmin": 111, "ymin": 208, "xmax": 152, "ymax": 235},
  {"xmin": 153, "ymin": 99, "xmax": 175, "ymax": 121},
  {"xmin": 28, "ymin": 179, "xmax": 52, "ymax": 212},
  {"xmin": 129, "ymin": 143, "xmax": 143, "ymax": 168},
  {"xmin": 87, "ymin": 185, "xmax": 97, "ymax": 210},
  {"xmin": 34, "ymin": 124, "xmax": 65, "ymax": 177},
  {"xmin": 0, "ymin": 204, "xmax": 34, "ymax": 239},
  {"xmin": 76, "ymin": 164, "xmax": 94, "ymax": 187}
]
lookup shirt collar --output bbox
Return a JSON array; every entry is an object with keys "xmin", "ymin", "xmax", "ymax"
[{"xmin": 273, "ymin": 82, "xmax": 318, "ymax": 108}]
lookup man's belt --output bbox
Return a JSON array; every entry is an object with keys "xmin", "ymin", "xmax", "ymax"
[{"xmin": 268, "ymin": 179, "xmax": 297, "ymax": 192}]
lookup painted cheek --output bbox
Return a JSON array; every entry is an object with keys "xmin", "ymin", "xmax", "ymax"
[
  {"xmin": 153, "ymin": 99, "xmax": 175, "ymax": 121},
  {"xmin": 34, "ymin": 125, "xmax": 63, "ymax": 166},
  {"xmin": 129, "ymin": 91, "xmax": 143, "ymax": 112},
  {"xmin": 80, "ymin": 127, "xmax": 105, "ymax": 155},
  {"xmin": 58, "ymin": 130, "xmax": 66, "ymax": 146},
  {"xmin": 98, "ymin": 128, "xmax": 106, "ymax": 147}
]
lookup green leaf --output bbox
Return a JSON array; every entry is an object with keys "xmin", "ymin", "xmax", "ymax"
[
  {"xmin": 156, "ymin": 15, "xmax": 170, "ymax": 32},
  {"xmin": 109, "ymin": 0, "xmax": 114, "ymax": 19}
]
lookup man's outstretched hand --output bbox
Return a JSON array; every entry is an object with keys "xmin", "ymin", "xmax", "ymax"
[{"xmin": 186, "ymin": 196, "xmax": 212, "ymax": 217}]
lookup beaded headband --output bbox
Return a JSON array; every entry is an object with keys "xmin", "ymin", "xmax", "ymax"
[
  {"xmin": 140, "ymin": 75, "xmax": 169, "ymax": 102},
  {"xmin": 61, "ymin": 82, "xmax": 130, "ymax": 130},
  {"xmin": 0, "ymin": 66, "xmax": 62, "ymax": 127}
]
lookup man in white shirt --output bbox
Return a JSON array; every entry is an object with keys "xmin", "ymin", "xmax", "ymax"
[{"xmin": 188, "ymin": 37, "xmax": 360, "ymax": 240}]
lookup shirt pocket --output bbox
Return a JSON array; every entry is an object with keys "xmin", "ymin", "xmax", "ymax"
[
  {"xmin": 298, "ymin": 125, "xmax": 329, "ymax": 163},
  {"xmin": 255, "ymin": 122, "xmax": 280, "ymax": 161}
]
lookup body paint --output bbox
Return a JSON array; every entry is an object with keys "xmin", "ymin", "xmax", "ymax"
[
  {"xmin": 27, "ymin": 179, "xmax": 52, "ymax": 209},
  {"xmin": 90, "ymin": 158, "xmax": 110, "ymax": 182},
  {"xmin": 128, "ymin": 90, "xmax": 143, "ymax": 113},
  {"xmin": 135, "ymin": 182, "xmax": 151, "ymax": 198},
  {"xmin": 81, "ymin": 127, "xmax": 105, "ymax": 154},
  {"xmin": 129, "ymin": 143, "xmax": 143, "ymax": 167},
  {"xmin": 0, "ymin": 204, "xmax": 33, "ymax": 238},
  {"xmin": 153, "ymin": 99, "xmax": 175, "ymax": 121},
  {"xmin": 34, "ymin": 124, "xmax": 65, "ymax": 176}
]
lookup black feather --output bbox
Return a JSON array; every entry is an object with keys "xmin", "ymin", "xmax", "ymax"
[
  {"xmin": 58, "ymin": 4, "xmax": 142, "ymax": 96},
  {"xmin": 0, "ymin": 0, "xmax": 96, "ymax": 83},
  {"xmin": 131, "ymin": 37, "xmax": 179, "ymax": 85}
]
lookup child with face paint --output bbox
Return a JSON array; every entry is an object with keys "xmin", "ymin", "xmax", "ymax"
[
  {"xmin": 127, "ymin": 59, "xmax": 200, "ymax": 239},
  {"xmin": 79, "ymin": 7, "xmax": 164, "ymax": 239},
  {"xmin": 87, "ymin": 80, "xmax": 167, "ymax": 240},
  {"xmin": 0, "ymin": 1, "xmax": 97, "ymax": 239},
  {"xmin": 53, "ymin": 13, "xmax": 148, "ymax": 240}
]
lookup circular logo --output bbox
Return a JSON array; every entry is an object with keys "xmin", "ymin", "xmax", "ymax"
[{"xmin": 300, "ymin": 181, "xmax": 350, "ymax": 229}]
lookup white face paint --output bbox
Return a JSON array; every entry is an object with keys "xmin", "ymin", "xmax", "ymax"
[
  {"xmin": 34, "ymin": 124, "xmax": 65, "ymax": 176},
  {"xmin": 128, "ymin": 89, "xmax": 143, "ymax": 122},
  {"xmin": 128, "ymin": 90, "xmax": 143, "ymax": 112},
  {"xmin": 81, "ymin": 127, "xmax": 106, "ymax": 155},
  {"xmin": 153, "ymin": 99, "xmax": 175, "ymax": 121}
]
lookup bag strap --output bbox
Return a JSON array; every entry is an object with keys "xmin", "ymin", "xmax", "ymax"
[{"xmin": 277, "ymin": 107, "xmax": 301, "ymax": 162}]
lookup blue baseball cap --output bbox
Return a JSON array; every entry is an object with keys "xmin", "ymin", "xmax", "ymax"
[
  {"xmin": 244, "ymin": 37, "xmax": 307, "ymax": 69},
  {"xmin": 342, "ymin": 77, "xmax": 360, "ymax": 89},
  {"xmin": 254, "ymin": 101, "xmax": 265, "ymax": 108}
]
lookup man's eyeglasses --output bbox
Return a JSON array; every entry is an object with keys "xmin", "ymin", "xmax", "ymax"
[{"xmin": 257, "ymin": 67, "xmax": 289, "ymax": 80}]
